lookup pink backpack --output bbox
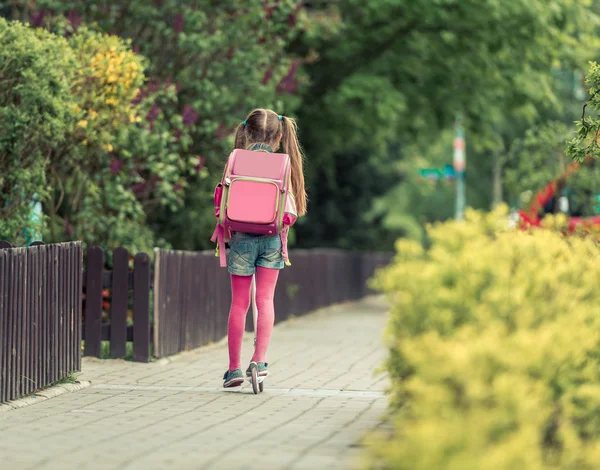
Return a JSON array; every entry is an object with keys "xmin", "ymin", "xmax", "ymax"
[{"xmin": 211, "ymin": 148, "xmax": 297, "ymax": 267}]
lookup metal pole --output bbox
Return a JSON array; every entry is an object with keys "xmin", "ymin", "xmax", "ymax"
[
  {"xmin": 453, "ymin": 114, "xmax": 466, "ymax": 220},
  {"xmin": 456, "ymin": 171, "xmax": 465, "ymax": 221}
]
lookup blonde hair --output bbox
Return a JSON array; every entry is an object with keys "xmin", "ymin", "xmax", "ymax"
[{"xmin": 233, "ymin": 108, "xmax": 307, "ymax": 216}]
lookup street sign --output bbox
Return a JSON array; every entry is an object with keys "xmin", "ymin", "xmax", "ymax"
[
  {"xmin": 453, "ymin": 131, "xmax": 465, "ymax": 173},
  {"xmin": 419, "ymin": 165, "xmax": 456, "ymax": 182},
  {"xmin": 443, "ymin": 164, "xmax": 455, "ymax": 179},
  {"xmin": 419, "ymin": 168, "xmax": 442, "ymax": 181}
]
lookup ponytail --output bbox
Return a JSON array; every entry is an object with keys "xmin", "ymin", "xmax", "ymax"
[
  {"xmin": 281, "ymin": 116, "xmax": 307, "ymax": 216},
  {"xmin": 231, "ymin": 109, "xmax": 307, "ymax": 216},
  {"xmin": 234, "ymin": 122, "xmax": 246, "ymax": 150}
]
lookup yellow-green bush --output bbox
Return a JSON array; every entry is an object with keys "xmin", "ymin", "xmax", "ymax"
[{"xmin": 367, "ymin": 206, "xmax": 600, "ymax": 469}]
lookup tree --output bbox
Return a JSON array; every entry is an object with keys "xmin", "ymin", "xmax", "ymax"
[
  {"xmin": 0, "ymin": 16, "xmax": 193, "ymax": 252},
  {"xmin": 45, "ymin": 28, "xmax": 193, "ymax": 255},
  {"xmin": 504, "ymin": 122, "xmax": 574, "ymax": 208},
  {"xmin": 0, "ymin": 19, "xmax": 77, "ymax": 243},
  {"xmin": 368, "ymin": 132, "xmax": 457, "ymax": 243},
  {"xmin": 293, "ymin": 0, "xmax": 599, "ymax": 249},
  {"xmin": 6, "ymin": 0, "xmax": 304, "ymax": 250},
  {"xmin": 568, "ymin": 62, "xmax": 600, "ymax": 162}
]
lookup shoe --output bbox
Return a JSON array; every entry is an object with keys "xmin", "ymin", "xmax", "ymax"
[
  {"xmin": 246, "ymin": 362, "xmax": 268, "ymax": 378},
  {"xmin": 223, "ymin": 368, "xmax": 244, "ymax": 388}
]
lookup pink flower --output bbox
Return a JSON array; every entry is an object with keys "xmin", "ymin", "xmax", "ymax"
[
  {"xmin": 67, "ymin": 10, "xmax": 83, "ymax": 31},
  {"xmin": 264, "ymin": 0, "xmax": 280, "ymax": 19},
  {"xmin": 110, "ymin": 159, "xmax": 124, "ymax": 175},
  {"xmin": 173, "ymin": 14, "xmax": 184, "ymax": 33},
  {"xmin": 276, "ymin": 61, "xmax": 300, "ymax": 95},
  {"xmin": 147, "ymin": 78, "xmax": 160, "ymax": 94},
  {"xmin": 132, "ymin": 89, "xmax": 146, "ymax": 105},
  {"xmin": 181, "ymin": 105, "xmax": 199, "ymax": 127},
  {"xmin": 131, "ymin": 182, "xmax": 147, "ymax": 195},
  {"xmin": 194, "ymin": 156, "xmax": 206, "ymax": 172},
  {"xmin": 262, "ymin": 69, "xmax": 273, "ymax": 85},
  {"xmin": 30, "ymin": 10, "xmax": 46, "ymax": 27},
  {"xmin": 289, "ymin": 4, "xmax": 302, "ymax": 27},
  {"xmin": 146, "ymin": 103, "xmax": 160, "ymax": 123}
]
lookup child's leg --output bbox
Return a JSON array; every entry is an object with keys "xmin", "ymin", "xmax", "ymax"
[
  {"xmin": 228, "ymin": 274, "xmax": 253, "ymax": 371},
  {"xmin": 251, "ymin": 266, "xmax": 280, "ymax": 363}
]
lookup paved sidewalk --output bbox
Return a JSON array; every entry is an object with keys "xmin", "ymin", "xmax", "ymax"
[{"xmin": 0, "ymin": 298, "xmax": 389, "ymax": 470}]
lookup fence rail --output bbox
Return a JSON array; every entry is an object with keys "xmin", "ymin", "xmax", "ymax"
[
  {"xmin": 153, "ymin": 249, "xmax": 390, "ymax": 358},
  {"xmin": 0, "ymin": 242, "xmax": 82, "ymax": 403}
]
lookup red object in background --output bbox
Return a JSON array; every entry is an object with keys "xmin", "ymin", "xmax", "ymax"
[
  {"xmin": 518, "ymin": 158, "xmax": 600, "ymax": 232},
  {"xmin": 518, "ymin": 161, "xmax": 580, "ymax": 229}
]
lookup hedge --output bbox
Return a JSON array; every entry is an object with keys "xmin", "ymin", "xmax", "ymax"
[
  {"xmin": 367, "ymin": 207, "xmax": 600, "ymax": 469},
  {"xmin": 0, "ymin": 19, "xmax": 77, "ymax": 243}
]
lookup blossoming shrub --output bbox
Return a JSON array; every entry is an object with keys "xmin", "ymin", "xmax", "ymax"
[
  {"xmin": 367, "ymin": 206, "xmax": 600, "ymax": 469},
  {"xmin": 46, "ymin": 29, "xmax": 192, "ymax": 255},
  {"xmin": 68, "ymin": 29, "xmax": 145, "ymax": 153}
]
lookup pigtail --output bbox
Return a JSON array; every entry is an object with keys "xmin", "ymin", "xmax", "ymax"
[
  {"xmin": 234, "ymin": 122, "xmax": 247, "ymax": 150},
  {"xmin": 281, "ymin": 116, "xmax": 307, "ymax": 216}
]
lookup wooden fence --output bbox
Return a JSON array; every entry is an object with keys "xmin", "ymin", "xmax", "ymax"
[
  {"xmin": 0, "ymin": 242, "xmax": 82, "ymax": 403},
  {"xmin": 153, "ymin": 249, "xmax": 390, "ymax": 358},
  {"xmin": 0, "ymin": 239, "xmax": 389, "ymax": 402},
  {"xmin": 83, "ymin": 247, "xmax": 152, "ymax": 362}
]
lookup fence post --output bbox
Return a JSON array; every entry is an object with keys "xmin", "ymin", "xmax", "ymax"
[
  {"xmin": 153, "ymin": 249, "xmax": 161, "ymax": 357},
  {"xmin": 110, "ymin": 247, "xmax": 129, "ymax": 358},
  {"xmin": 133, "ymin": 252, "xmax": 151, "ymax": 362},
  {"xmin": 84, "ymin": 247, "xmax": 104, "ymax": 358},
  {"xmin": 0, "ymin": 250, "xmax": 7, "ymax": 402},
  {"xmin": 74, "ymin": 243, "xmax": 83, "ymax": 370},
  {"xmin": 0, "ymin": 241, "xmax": 12, "ymax": 249}
]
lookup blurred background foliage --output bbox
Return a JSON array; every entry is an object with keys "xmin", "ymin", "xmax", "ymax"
[{"xmin": 1, "ymin": 0, "xmax": 600, "ymax": 252}]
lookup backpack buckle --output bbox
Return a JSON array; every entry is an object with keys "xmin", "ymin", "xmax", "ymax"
[{"xmin": 225, "ymin": 177, "xmax": 231, "ymax": 186}]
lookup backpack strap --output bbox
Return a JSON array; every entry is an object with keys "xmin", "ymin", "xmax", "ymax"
[
  {"xmin": 211, "ymin": 224, "xmax": 227, "ymax": 267},
  {"xmin": 211, "ymin": 152, "xmax": 235, "ymax": 268},
  {"xmin": 280, "ymin": 228, "xmax": 291, "ymax": 266}
]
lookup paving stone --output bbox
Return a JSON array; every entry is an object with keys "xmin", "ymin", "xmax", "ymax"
[{"xmin": 0, "ymin": 298, "xmax": 389, "ymax": 470}]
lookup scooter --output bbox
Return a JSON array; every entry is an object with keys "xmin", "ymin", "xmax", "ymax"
[{"xmin": 247, "ymin": 275, "xmax": 266, "ymax": 394}]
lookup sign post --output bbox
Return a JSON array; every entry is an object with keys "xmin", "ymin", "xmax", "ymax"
[{"xmin": 453, "ymin": 114, "xmax": 466, "ymax": 220}]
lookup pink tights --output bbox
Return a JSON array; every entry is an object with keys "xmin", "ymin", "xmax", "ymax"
[{"xmin": 228, "ymin": 267, "xmax": 279, "ymax": 371}]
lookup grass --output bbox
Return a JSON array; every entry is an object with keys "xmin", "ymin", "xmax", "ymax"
[
  {"xmin": 19, "ymin": 371, "xmax": 83, "ymax": 400},
  {"xmin": 81, "ymin": 341, "xmax": 154, "ymax": 361},
  {"xmin": 53, "ymin": 371, "xmax": 81, "ymax": 385}
]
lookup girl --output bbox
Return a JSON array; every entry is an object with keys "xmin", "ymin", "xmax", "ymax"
[{"xmin": 222, "ymin": 108, "xmax": 307, "ymax": 388}]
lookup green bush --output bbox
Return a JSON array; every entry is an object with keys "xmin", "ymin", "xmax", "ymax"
[
  {"xmin": 0, "ymin": 19, "xmax": 77, "ymax": 243},
  {"xmin": 368, "ymin": 207, "xmax": 600, "ymax": 469},
  {"xmin": 7, "ymin": 0, "xmax": 303, "ymax": 251},
  {"xmin": 45, "ymin": 28, "xmax": 192, "ymax": 255}
]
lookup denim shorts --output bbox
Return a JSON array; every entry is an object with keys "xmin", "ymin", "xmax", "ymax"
[{"xmin": 228, "ymin": 232, "xmax": 284, "ymax": 276}]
